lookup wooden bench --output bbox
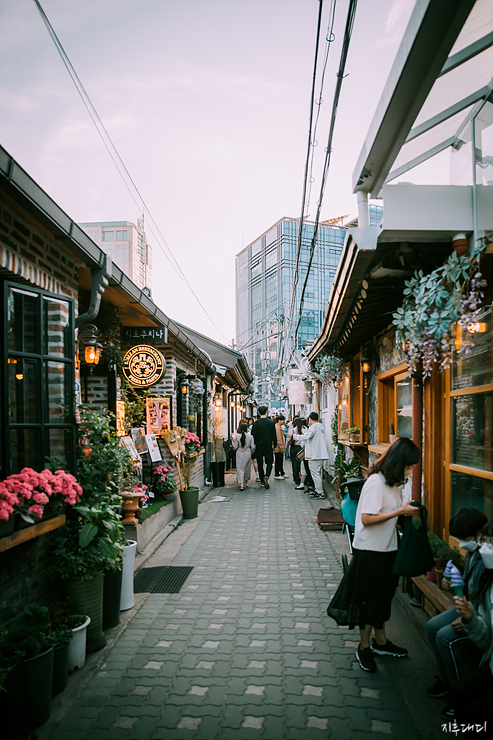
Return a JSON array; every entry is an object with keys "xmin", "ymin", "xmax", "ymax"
[{"xmin": 411, "ymin": 574, "xmax": 455, "ymax": 617}]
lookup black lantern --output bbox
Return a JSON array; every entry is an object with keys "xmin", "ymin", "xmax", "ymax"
[
  {"xmin": 360, "ymin": 355, "xmax": 370, "ymax": 375},
  {"xmin": 81, "ymin": 324, "xmax": 102, "ymax": 370}
]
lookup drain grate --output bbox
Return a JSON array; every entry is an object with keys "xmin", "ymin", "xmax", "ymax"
[{"xmin": 134, "ymin": 566, "xmax": 194, "ymax": 594}]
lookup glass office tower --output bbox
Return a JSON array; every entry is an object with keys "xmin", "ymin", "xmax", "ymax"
[{"xmin": 235, "ymin": 216, "xmax": 350, "ymax": 406}]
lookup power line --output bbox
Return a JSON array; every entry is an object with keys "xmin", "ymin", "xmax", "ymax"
[
  {"xmin": 32, "ymin": 0, "xmax": 228, "ymax": 342},
  {"xmin": 293, "ymin": 0, "xmax": 359, "ymax": 349}
]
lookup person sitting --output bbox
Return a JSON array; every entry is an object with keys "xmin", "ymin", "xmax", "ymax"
[
  {"xmin": 446, "ymin": 519, "xmax": 493, "ymax": 730},
  {"xmin": 425, "ymin": 507, "xmax": 487, "ymax": 700}
]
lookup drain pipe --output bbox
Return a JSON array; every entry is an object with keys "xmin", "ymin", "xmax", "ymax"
[
  {"xmin": 75, "ymin": 256, "xmax": 112, "ymax": 327},
  {"xmin": 356, "ymin": 191, "xmax": 369, "ymax": 228},
  {"xmin": 412, "ymin": 373, "xmax": 423, "ymax": 502}
]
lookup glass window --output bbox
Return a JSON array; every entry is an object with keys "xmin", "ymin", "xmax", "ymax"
[
  {"xmin": 8, "ymin": 288, "xmax": 40, "ymax": 354},
  {"xmin": 8, "ymin": 357, "xmax": 40, "ymax": 424},
  {"xmin": 452, "ymin": 305, "xmax": 492, "ymax": 389},
  {"xmin": 451, "ymin": 392, "xmax": 493, "ymax": 472},
  {"xmin": 45, "ymin": 361, "xmax": 72, "ymax": 424},
  {"xmin": 450, "ymin": 470, "xmax": 492, "ymax": 519},
  {"xmin": 9, "ymin": 428, "xmax": 43, "ymax": 472},
  {"xmin": 396, "ymin": 378, "xmax": 413, "ymax": 438},
  {"xmin": 102, "ymin": 231, "xmax": 114, "ymax": 241},
  {"xmin": 121, "ymin": 230, "xmax": 127, "ymax": 240},
  {"xmin": 44, "ymin": 297, "xmax": 71, "ymax": 357}
]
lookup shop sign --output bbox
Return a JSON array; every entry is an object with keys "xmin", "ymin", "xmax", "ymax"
[
  {"xmin": 122, "ymin": 344, "xmax": 166, "ymax": 387},
  {"xmin": 122, "ymin": 326, "xmax": 168, "ymax": 343}
]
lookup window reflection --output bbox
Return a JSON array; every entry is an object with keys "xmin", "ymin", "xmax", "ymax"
[
  {"xmin": 396, "ymin": 379, "xmax": 412, "ymax": 438},
  {"xmin": 44, "ymin": 298, "xmax": 71, "ymax": 357},
  {"xmin": 452, "ymin": 392, "xmax": 492, "ymax": 472},
  {"xmin": 8, "ymin": 288, "xmax": 40, "ymax": 354},
  {"xmin": 452, "ymin": 305, "xmax": 492, "ymax": 389},
  {"xmin": 451, "ymin": 470, "xmax": 492, "ymax": 519}
]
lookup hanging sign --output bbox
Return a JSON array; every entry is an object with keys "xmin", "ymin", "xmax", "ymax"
[
  {"xmin": 122, "ymin": 326, "xmax": 168, "ymax": 343},
  {"xmin": 122, "ymin": 344, "xmax": 166, "ymax": 387}
]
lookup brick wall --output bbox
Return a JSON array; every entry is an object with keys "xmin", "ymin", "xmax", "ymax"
[{"xmin": 84, "ymin": 375, "xmax": 109, "ymax": 412}]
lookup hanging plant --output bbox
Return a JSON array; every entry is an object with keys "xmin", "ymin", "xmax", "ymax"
[
  {"xmin": 315, "ymin": 352, "xmax": 342, "ymax": 390},
  {"xmin": 392, "ymin": 242, "xmax": 487, "ymax": 378}
]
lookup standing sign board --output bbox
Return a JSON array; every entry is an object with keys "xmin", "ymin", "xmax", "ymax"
[{"xmin": 146, "ymin": 397, "xmax": 171, "ymax": 435}]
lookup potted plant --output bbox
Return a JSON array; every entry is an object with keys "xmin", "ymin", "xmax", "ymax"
[
  {"xmin": 151, "ymin": 464, "xmax": 177, "ymax": 500},
  {"xmin": 178, "ymin": 432, "xmax": 202, "ymax": 519},
  {"xmin": 343, "ymin": 426, "xmax": 360, "ymax": 443},
  {"xmin": 48, "ymin": 624, "xmax": 73, "ymax": 695},
  {"xmin": 427, "ymin": 531, "xmax": 462, "ymax": 582}
]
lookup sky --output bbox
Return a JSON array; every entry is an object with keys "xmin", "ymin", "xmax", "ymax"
[{"xmin": 0, "ymin": 0, "xmax": 415, "ymax": 345}]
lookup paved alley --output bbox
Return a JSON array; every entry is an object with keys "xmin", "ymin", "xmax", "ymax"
[{"xmin": 41, "ymin": 478, "xmax": 441, "ymax": 740}]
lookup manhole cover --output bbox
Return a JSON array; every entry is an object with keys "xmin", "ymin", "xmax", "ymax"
[{"xmin": 134, "ymin": 566, "xmax": 194, "ymax": 594}]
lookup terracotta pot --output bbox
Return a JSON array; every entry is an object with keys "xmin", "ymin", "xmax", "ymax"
[{"xmin": 121, "ymin": 492, "xmax": 143, "ymax": 525}]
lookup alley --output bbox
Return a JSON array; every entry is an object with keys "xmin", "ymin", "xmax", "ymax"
[{"xmin": 41, "ymin": 478, "xmax": 437, "ymax": 740}]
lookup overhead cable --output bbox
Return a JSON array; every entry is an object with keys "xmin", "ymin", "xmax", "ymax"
[{"xmin": 32, "ymin": 0, "xmax": 228, "ymax": 342}]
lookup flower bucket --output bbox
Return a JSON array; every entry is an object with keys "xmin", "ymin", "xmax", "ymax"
[
  {"xmin": 24, "ymin": 646, "xmax": 54, "ymax": 729},
  {"xmin": 52, "ymin": 640, "xmax": 70, "ymax": 696},
  {"xmin": 68, "ymin": 615, "xmax": 91, "ymax": 671},
  {"xmin": 179, "ymin": 487, "xmax": 199, "ymax": 519},
  {"xmin": 120, "ymin": 540, "xmax": 137, "ymax": 611},
  {"xmin": 66, "ymin": 574, "xmax": 105, "ymax": 653},
  {"xmin": 103, "ymin": 568, "xmax": 123, "ymax": 630}
]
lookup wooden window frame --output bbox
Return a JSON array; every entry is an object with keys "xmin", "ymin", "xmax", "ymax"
[{"xmin": 376, "ymin": 362, "xmax": 408, "ymax": 445}]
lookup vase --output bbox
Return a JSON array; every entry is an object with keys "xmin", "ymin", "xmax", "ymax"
[
  {"xmin": 121, "ymin": 492, "xmax": 143, "ymax": 525},
  {"xmin": 0, "ymin": 517, "xmax": 15, "ymax": 538},
  {"xmin": 68, "ymin": 615, "xmax": 91, "ymax": 671},
  {"xmin": 103, "ymin": 568, "xmax": 123, "ymax": 629},
  {"xmin": 52, "ymin": 641, "xmax": 70, "ymax": 696},
  {"xmin": 24, "ymin": 646, "xmax": 54, "ymax": 729},
  {"xmin": 179, "ymin": 487, "xmax": 199, "ymax": 519},
  {"xmin": 120, "ymin": 540, "xmax": 137, "ymax": 611},
  {"xmin": 66, "ymin": 574, "xmax": 106, "ymax": 653}
]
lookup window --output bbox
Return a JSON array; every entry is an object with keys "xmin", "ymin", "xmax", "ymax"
[
  {"xmin": 377, "ymin": 364, "xmax": 412, "ymax": 444},
  {"xmin": 3, "ymin": 282, "xmax": 76, "ymax": 476},
  {"xmin": 446, "ymin": 305, "xmax": 493, "ymax": 520},
  {"xmin": 102, "ymin": 231, "xmax": 114, "ymax": 241}
]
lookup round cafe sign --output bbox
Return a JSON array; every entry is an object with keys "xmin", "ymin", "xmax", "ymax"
[{"xmin": 122, "ymin": 345, "xmax": 166, "ymax": 387}]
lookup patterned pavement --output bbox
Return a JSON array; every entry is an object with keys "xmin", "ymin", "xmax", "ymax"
[{"xmin": 42, "ymin": 476, "xmax": 441, "ymax": 740}]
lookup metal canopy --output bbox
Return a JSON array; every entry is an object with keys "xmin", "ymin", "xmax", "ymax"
[{"xmin": 352, "ymin": 0, "xmax": 487, "ymax": 196}]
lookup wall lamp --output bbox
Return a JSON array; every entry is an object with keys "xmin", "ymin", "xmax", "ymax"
[
  {"xmin": 80, "ymin": 324, "xmax": 102, "ymax": 371},
  {"xmin": 360, "ymin": 355, "xmax": 371, "ymax": 375}
]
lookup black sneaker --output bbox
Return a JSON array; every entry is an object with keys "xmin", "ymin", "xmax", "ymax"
[
  {"xmin": 426, "ymin": 677, "xmax": 450, "ymax": 699},
  {"xmin": 371, "ymin": 639, "xmax": 408, "ymax": 657},
  {"xmin": 356, "ymin": 645, "xmax": 376, "ymax": 673},
  {"xmin": 440, "ymin": 704, "xmax": 455, "ymax": 720},
  {"xmin": 263, "ymin": 478, "xmax": 270, "ymax": 490}
]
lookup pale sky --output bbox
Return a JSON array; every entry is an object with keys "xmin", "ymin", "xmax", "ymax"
[{"xmin": 0, "ymin": 0, "xmax": 415, "ymax": 344}]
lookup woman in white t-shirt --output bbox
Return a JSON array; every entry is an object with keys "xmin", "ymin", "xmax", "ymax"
[{"xmin": 327, "ymin": 437, "xmax": 420, "ymax": 673}]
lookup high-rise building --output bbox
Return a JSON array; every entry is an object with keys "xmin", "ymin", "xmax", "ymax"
[
  {"xmin": 78, "ymin": 219, "xmax": 152, "ymax": 291},
  {"xmin": 235, "ymin": 216, "xmax": 358, "ymax": 407}
]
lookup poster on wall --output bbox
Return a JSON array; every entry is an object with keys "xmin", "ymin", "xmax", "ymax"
[
  {"xmin": 146, "ymin": 397, "xmax": 171, "ymax": 435},
  {"xmin": 130, "ymin": 427, "xmax": 147, "ymax": 454},
  {"xmin": 116, "ymin": 400, "xmax": 125, "ymax": 437},
  {"xmin": 145, "ymin": 434, "xmax": 162, "ymax": 463}
]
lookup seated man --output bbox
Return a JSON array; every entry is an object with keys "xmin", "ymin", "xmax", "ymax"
[{"xmin": 425, "ymin": 507, "xmax": 487, "ymax": 701}]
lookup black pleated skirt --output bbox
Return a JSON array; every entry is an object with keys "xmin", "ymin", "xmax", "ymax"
[{"xmin": 327, "ymin": 548, "xmax": 399, "ymax": 630}]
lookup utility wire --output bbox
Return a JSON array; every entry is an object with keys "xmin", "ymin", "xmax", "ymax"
[
  {"xmin": 293, "ymin": 0, "xmax": 358, "ymax": 350},
  {"xmin": 32, "ymin": 0, "xmax": 228, "ymax": 342}
]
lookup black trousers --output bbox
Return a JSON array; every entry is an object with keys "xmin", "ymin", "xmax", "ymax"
[
  {"xmin": 256, "ymin": 448, "xmax": 273, "ymax": 481},
  {"xmin": 274, "ymin": 452, "xmax": 285, "ymax": 477},
  {"xmin": 290, "ymin": 446, "xmax": 302, "ymax": 484}
]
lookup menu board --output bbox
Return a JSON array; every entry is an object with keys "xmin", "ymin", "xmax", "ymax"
[
  {"xmin": 146, "ymin": 397, "xmax": 171, "ymax": 435},
  {"xmin": 145, "ymin": 434, "xmax": 162, "ymax": 462},
  {"xmin": 131, "ymin": 427, "xmax": 147, "ymax": 454},
  {"xmin": 116, "ymin": 400, "xmax": 125, "ymax": 437}
]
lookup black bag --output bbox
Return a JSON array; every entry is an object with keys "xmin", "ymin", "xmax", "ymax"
[{"xmin": 392, "ymin": 501, "xmax": 435, "ymax": 577}]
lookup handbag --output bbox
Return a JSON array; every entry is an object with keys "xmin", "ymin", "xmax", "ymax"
[
  {"xmin": 392, "ymin": 502, "xmax": 435, "ymax": 577},
  {"xmin": 296, "ymin": 448, "xmax": 305, "ymax": 461}
]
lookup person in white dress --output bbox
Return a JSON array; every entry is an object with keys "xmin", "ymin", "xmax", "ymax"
[{"xmin": 232, "ymin": 423, "xmax": 255, "ymax": 491}]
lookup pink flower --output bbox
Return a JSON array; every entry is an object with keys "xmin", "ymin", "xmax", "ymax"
[
  {"xmin": 33, "ymin": 492, "xmax": 49, "ymax": 505},
  {"xmin": 28, "ymin": 504, "xmax": 44, "ymax": 519}
]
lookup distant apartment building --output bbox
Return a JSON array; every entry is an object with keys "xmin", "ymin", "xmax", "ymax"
[{"xmin": 79, "ymin": 220, "xmax": 152, "ymax": 291}]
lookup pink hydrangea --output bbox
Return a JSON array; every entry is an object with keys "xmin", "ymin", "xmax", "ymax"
[{"xmin": 28, "ymin": 504, "xmax": 44, "ymax": 519}]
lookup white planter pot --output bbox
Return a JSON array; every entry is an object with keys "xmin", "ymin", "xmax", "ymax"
[
  {"xmin": 68, "ymin": 615, "xmax": 91, "ymax": 671},
  {"xmin": 120, "ymin": 539, "xmax": 137, "ymax": 611}
]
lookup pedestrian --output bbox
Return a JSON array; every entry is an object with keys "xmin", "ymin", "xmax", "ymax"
[
  {"xmin": 295, "ymin": 412, "xmax": 329, "ymax": 499},
  {"xmin": 251, "ymin": 406, "xmax": 276, "ymax": 490},
  {"xmin": 248, "ymin": 418, "xmax": 261, "ymax": 482},
  {"xmin": 327, "ymin": 437, "xmax": 420, "ymax": 673},
  {"xmin": 232, "ymin": 423, "xmax": 255, "ymax": 491},
  {"xmin": 425, "ymin": 507, "xmax": 487, "ymax": 700},
  {"xmin": 287, "ymin": 417, "xmax": 304, "ymax": 488},
  {"xmin": 274, "ymin": 415, "xmax": 287, "ymax": 480}
]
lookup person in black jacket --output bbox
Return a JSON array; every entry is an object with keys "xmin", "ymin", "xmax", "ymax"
[{"xmin": 251, "ymin": 406, "xmax": 276, "ymax": 489}]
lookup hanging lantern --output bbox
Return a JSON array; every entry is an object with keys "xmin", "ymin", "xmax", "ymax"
[{"xmin": 81, "ymin": 325, "xmax": 102, "ymax": 369}]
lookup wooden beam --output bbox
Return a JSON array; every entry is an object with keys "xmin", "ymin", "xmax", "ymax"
[{"xmin": 0, "ymin": 515, "xmax": 66, "ymax": 554}]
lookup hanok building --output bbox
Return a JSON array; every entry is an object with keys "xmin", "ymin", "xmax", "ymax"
[{"xmin": 308, "ymin": 0, "xmax": 493, "ymax": 541}]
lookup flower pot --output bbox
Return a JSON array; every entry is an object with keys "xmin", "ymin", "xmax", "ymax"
[
  {"xmin": 389, "ymin": 435, "xmax": 396, "ymax": 444},
  {"xmin": 179, "ymin": 487, "xmax": 199, "ymax": 519},
  {"xmin": 0, "ymin": 660, "xmax": 30, "ymax": 740},
  {"xmin": 66, "ymin": 574, "xmax": 106, "ymax": 653},
  {"xmin": 120, "ymin": 539, "xmax": 137, "ymax": 611},
  {"xmin": 52, "ymin": 640, "xmax": 70, "ymax": 696},
  {"xmin": 24, "ymin": 646, "xmax": 54, "ymax": 729},
  {"xmin": 103, "ymin": 568, "xmax": 123, "ymax": 630},
  {"xmin": 68, "ymin": 615, "xmax": 91, "ymax": 671},
  {"xmin": 121, "ymin": 492, "xmax": 143, "ymax": 525},
  {"xmin": 0, "ymin": 517, "xmax": 15, "ymax": 538}
]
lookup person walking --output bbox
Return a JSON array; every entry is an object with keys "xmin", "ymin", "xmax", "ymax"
[
  {"xmin": 327, "ymin": 437, "xmax": 420, "ymax": 673},
  {"xmin": 295, "ymin": 412, "xmax": 329, "ymax": 499},
  {"xmin": 251, "ymin": 406, "xmax": 276, "ymax": 490},
  {"xmin": 232, "ymin": 422, "xmax": 255, "ymax": 491},
  {"xmin": 274, "ymin": 415, "xmax": 287, "ymax": 480}
]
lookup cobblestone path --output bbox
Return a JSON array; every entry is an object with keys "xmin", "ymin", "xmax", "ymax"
[{"xmin": 47, "ymin": 480, "xmax": 424, "ymax": 740}]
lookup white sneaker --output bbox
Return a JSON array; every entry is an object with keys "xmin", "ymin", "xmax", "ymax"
[
  {"xmin": 295, "ymin": 484, "xmax": 304, "ymax": 490},
  {"xmin": 274, "ymin": 476, "xmax": 284, "ymax": 480}
]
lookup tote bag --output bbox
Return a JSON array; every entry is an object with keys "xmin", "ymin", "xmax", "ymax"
[{"xmin": 392, "ymin": 501, "xmax": 435, "ymax": 577}]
